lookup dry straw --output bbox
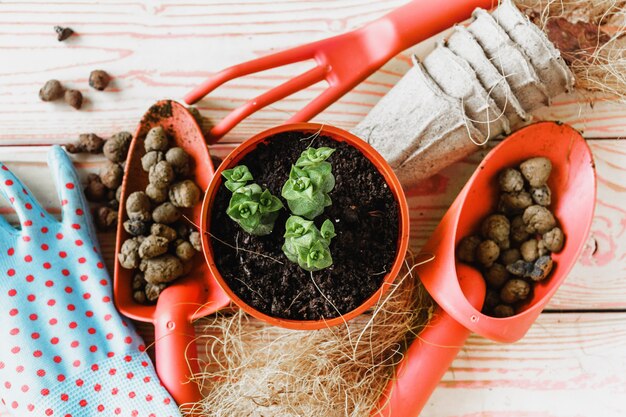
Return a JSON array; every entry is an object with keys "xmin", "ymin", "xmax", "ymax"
[
  {"xmin": 189, "ymin": 256, "xmax": 433, "ymax": 417},
  {"xmin": 516, "ymin": 0, "xmax": 626, "ymax": 100}
]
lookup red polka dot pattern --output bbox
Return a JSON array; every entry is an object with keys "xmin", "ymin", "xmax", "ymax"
[{"xmin": 0, "ymin": 150, "xmax": 180, "ymax": 416}]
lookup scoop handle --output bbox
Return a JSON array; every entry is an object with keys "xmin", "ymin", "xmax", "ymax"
[
  {"xmin": 154, "ymin": 278, "xmax": 205, "ymax": 409},
  {"xmin": 372, "ymin": 265, "xmax": 485, "ymax": 417}
]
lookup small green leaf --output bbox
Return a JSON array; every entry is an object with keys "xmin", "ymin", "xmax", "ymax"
[
  {"xmin": 259, "ymin": 189, "xmax": 284, "ymax": 213},
  {"xmin": 223, "ymin": 165, "xmax": 253, "ymax": 183},
  {"xmin": 297, "ymin": 240, "xmax": 333, "ymax": 271},
  {"xmin": 223, "ymin": 165, "xmax": 254, "ymax": 192},
  {"xmin": 295, "ymin": 147, "xmax": 335, "ymax": 168},
  {"xmin": 320, "ymin": 220, "xmax": 336, "ymax": 244}
]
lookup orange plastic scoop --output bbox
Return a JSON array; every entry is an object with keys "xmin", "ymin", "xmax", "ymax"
[
  {"xmin": 372, "ymin": 122, "xmax": 596, "ymax": 417},
  {"xmin": 419, "ymin": 121, "xmax": 596, "ymax": 343},
  {"xmin": 113, "ymin": 100, "xmax": 231, "ymax": 406}
]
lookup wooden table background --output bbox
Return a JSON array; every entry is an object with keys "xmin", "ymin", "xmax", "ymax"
[{"xmin": 1, "ymin": 0, "xmax": 625, "ymax": 416}]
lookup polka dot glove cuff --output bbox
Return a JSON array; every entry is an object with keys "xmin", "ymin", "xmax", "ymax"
[{"xmin": 0, "ymin": 147, "xmax": 181, "ymax": 417}]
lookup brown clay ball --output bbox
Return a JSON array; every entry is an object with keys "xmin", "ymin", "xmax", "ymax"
[
  {"xmin": 168, "ymin": 180, "xmax": 201, "ymax": 208},
  {"xmin": 493, "ymin": 304, "xmax": 515, "ymax": 318},
  {"xmin": 149, "ymin": 161, "xmax": 174, "ymax": 189},
  {"xmin": 89, "ymin": 70, "xmax": 111, "ymax": 91},
  {"xmin": 510, "ymin": 216, "xmax": 530, "ymax": 243},
  {"xmin": 530, "ymin": 185, "xmax": 551, "ymax": 206},
  {"xmin": 39, "ymin": 80, "xmax": 64, "ymax": 101},
  {"xmin": 150, "ymin": 223, "xmax": 177, "ymax": 242},
  {"xmin": 103, "ymin": 131, "xmax": 132, "ymax": 163},
  {"xmin": 140, "ymin": 254, "xmax": 183, "ymax": 284},
  {"xmin": 138, "ymin": 235, "xmax": 169, "ymax": 259},
  {"xmin": 500, "ymin": 248, "xmax": 521, "ymax": 266},
  {"xmin": 520, "ymin": 157, "xmax": 552, "ymax": 188},
  {"xmin": 485, "ymin": 263, "xmax": 510, "ymax": 289},
  {"xmin": 476, "ymin": 240, "xmax": 500, "ymax": 268},
  {"xmin": 457, "ymin": 235, "xmax": 482, "ymax": 263},
  {"xmin": 166, "ymin": 147, "xmax": 191, "ymax": 177},
  {"xmin": 118, "ymin": 238, "xmax": 141, "ymax": 269},
  {"xmin": 542, "ymin": 227, "xmax": 565, "ymax": 253},
  {"xmin": 481, "ymin": 214, "xmax": 510, "ymax": 249},
  {"xmin": 94, "ymin": 206, "xmax": 118, "ymax": 232},
  {"xmin": 145, "ymin": 126, "xmax": 169, "ymax": 152},
  {"xmin": 126, "ymin": 191, "xmax": 151, "ymax": 222},
  {"xmin": 152, "ymin": 202, "xmax": 180, "ymax": 224},
  {"xmin": 64, "ymin": 89, "xmax": 83, "ymax": 109},
  {"xmin": 520, "ymin": 239, "xmax": 539, "ymax": 263},
  {"xmin": 498, "ymin": 168, "xmax": 524, "ymax": 193},
  {"xmin": 500, "ymin": 279, "xmax": 531, "ymax": 304},
  {"xmin": 85, "ymin": 173, "xmax": 107, "ymax": 202},
  {"xmin": 99, "ymin": 162, "xmax": 124, "ymax": 189},
  {"xmin": 523, "ymin": 205, "xmax": 556, "ymax": 234},
  {"xmin": 141, "ymin": 151, "xmax": 164, "ymax": 172}
]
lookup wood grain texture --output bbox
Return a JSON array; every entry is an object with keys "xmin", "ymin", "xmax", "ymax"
[
  {"xmin": 0, "ymin": 1, "xmax": 625, "ymax": 416},
  {"xmin": 0, "ymin": 0, "xmax": 625, "ymax": 146}
]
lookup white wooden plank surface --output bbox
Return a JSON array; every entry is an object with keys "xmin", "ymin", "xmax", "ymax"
[{"xmin": 0, "ymin": 1, "xmax": 625, "ymax": 416}]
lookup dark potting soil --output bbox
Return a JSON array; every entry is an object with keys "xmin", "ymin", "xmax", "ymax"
[{"xmin": 210, "ymin": 132, "xmax": 399, "ymax": 320}]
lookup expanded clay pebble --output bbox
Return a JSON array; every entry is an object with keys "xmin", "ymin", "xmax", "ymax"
[
  {"xmin": 523, "ymin": 205, "xmax": 556, "ymax": 234},
  {"xmin": 124, "ymin": 219, "xmax": 149, "ymax": 237},
  {"xmin": 89, "ymin": 70, "xmax": 111, "ymax": 91},
  {"xmin": 485, "ymin": 263, "xmax": 510, "ymax": 289},
  {"xmin": 174, "ymin": 240, "xmax": 195, "ymax": 262},
  {"xmin": 85, "ymin": 173, "xmax": 107, "ymax": 202},
  {"xmin": 476, "ymin": 240, "xmax": 500, "ymax": 267},
  {"xmin": 481, "ymin": 214, "xmax": 510, "ymax": 249},
  {"xmin": 140, "ymin": 255, "xmax": 183, "ymax": 284},
  {"xmin": 69, "ymin": 133, "xmax": 105, "ymax": 154},
  {"xmin": 520, "ymin": 239, "xmax": 539, "ymax": 262},
  {"xmin": 493, "ymin": 304, "xmax": 515, "ymax": 318},
  {"xmin": 149, "ymin": 161, "xmax": 174, "ymax": 189},
  {"xmin": 166, "ymin": 147, "xmax": 191, "ymax": 177},
  {"xmin": 119, "ymin": 238, "xmax": 141, "ymax": 269},
  {"xmin": 126, "ymin": 191, "xmax": 151, "ymax": 222},
  {"xmin": 54, "ymin": 26, "xmax": 74, "ymax": 41},
  {"xmin": 520, "ymin": 157, "xmax": 552, "ymax": 187},
  {"xmin": 141, "ymin": 151, "xmax": 164, "ymax": 172},
  {"xmin": 138, "ymin": 235, "xmax": 169, "ymax": 259},
  {"xmin": 542, "ymin": 227, "xmax": 565, "ymax": 253},
  {"xmin": 64, "ymin": 89, "xmax": 83, "ymax": 109},
  {"xmin": 498, "ymin": 168, "xmax": 524, "ymax": 192},
  {"xmin": 132, "ymin": 273, "xmax": 146, "ymax": 291},
  {"xmin": 531, "ymin": 185, "xmax": 551, "ymax": 206},
  {"xmin": 168, "ymin": 180, "xmax": 200, "ymax": 208},
  {"xmin": 151, "ymin": 223, "xmax": 177, "ymax": 242},
  {"xmin": 99, "ymin": 162, "xmax": 123, "ymax": 189},
  {"xmin": 457, "ymin": 156, "xmax": 565, "ymax": 317},
  {"xmin": 145, "ymin": 283, "xmax": 167, "ymax": 302},
  {"xmin": 95, "ymin": 206, "xmax": 118, "ymax": 232},
  {"xmin": 146, "ymin": 183, "xmax": 168, "ymax": 203},
  {"xmin": 500, "ymin": 279, "xmax": 530, "ymax": 304},
  {"xmin": 39, "ymin": 80, "xmax": 64, "ymax": 101},
  {"xmin": 152, "ymin": 202, "xmax": 180, "ymax": 224},
  {"xmin": 104, "ymin": 131, "xmax": 132, "ymax": 162},
  {"xmin": 145, "ymin": 126, "xmax": 169, "ymax": 152},
  {"xmin": 456, "ymin": 235, "xmax": 482, "ymax": 263}
]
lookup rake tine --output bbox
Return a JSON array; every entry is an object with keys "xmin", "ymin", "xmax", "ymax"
[
  {"xmin": 184, "ymin": 44, "xmax": 316, "ymax": 105},
  {"xmin": 286, "ymin": 85, "xmax": 346, "ymax": 124},
  {"xmin": 207, "ymin": 64, "xmax": 328, "ymax": 143}
]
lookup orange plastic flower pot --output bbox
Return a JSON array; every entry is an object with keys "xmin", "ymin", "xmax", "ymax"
[{"xmin": 200, "ymin": 123, "xmax": 410, "ymax": 330}]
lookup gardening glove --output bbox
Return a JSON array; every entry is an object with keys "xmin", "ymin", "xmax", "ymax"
[{"xmin": 0, "ymin": 146, "xmax": 181, "ymax": 417}]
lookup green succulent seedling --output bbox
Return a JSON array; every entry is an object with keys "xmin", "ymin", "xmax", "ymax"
[
  {"xmin": 281, "ymin": 147, "xmax": 335, "ymax": 220},
  {"xmin": 222, "ymin": 165, "xmax": 254, "ymax": 192},
  {"xmin": 223, "ymin": 167, "xmax": 283, "ymax": 236},
  {"xmin": 282, "ymin": 215, "xmax": 335, "ymax": 271}
]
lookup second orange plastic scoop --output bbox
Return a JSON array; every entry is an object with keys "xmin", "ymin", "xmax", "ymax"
[
  {"xmin": 113, "ymin": 100, "xmax": 231, "ymax": 407},
  {"xmin": 419, "ymin": 121, "xmax": 596, "ymax": 343}
]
